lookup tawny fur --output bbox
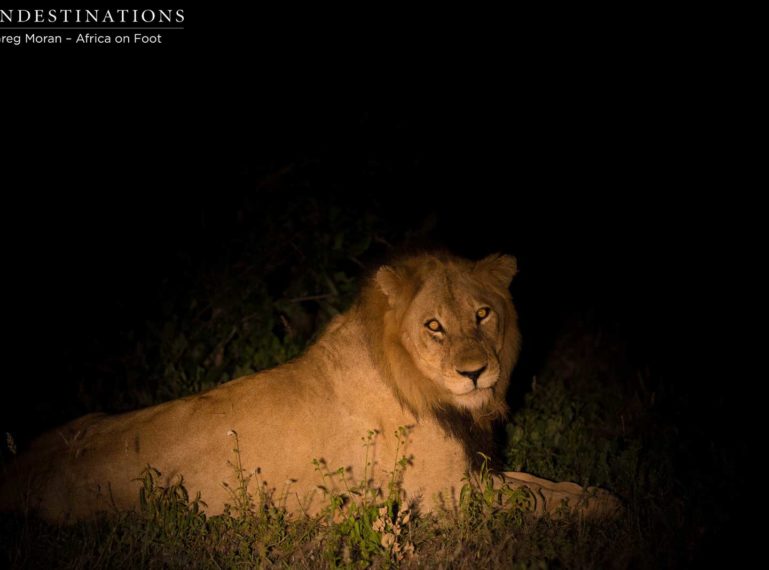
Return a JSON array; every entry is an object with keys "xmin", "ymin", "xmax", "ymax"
[{"xmin": 0, "ymin": 253, "xmax": 522, "ymax": 521}]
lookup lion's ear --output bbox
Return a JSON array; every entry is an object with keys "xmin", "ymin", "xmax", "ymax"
[
  {"xmin": 475, "ymin": 254, "xmax": 517, "ymax": 289},
  {"xmin": 376, "ymin": 265, "xmax": 403, "ymax": 306}
]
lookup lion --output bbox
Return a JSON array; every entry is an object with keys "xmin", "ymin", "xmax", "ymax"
[{"xmin": 0, "ymin": 252, "xmax": 618, "ymax": 521}]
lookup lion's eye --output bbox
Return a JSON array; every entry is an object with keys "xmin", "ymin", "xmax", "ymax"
[
  {"xmin": 425, "ymin": 319, "xmax": 444, "ymax": 333},
  {"xmin": 476, "ymin": 307, "xmax": 491, "ymax": 322}
]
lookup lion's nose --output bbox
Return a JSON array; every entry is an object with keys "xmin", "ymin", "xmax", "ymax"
[{"xmin": 457, "ymin": 365, "xmax": 487, "ymax": 385}]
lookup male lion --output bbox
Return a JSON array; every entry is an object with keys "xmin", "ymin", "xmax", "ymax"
[{"xmin": 1, "ymin": 253, "xmax": 617, "ymax": 521}]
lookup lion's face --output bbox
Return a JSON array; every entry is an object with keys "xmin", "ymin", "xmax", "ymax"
[
  {"xmin": 400, "ymin": 275, "xmax": 508, "ymax": 409},
  {"xmin": 376, "ymin": 254, "xmax": 519, "ymax": 413}
]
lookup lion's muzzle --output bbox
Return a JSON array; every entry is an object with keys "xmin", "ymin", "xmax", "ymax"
[{"xmin": 456, "ymin": 365, "xmax": 487, "ymax": 385}]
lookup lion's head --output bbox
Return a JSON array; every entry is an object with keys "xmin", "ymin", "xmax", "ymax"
[{"xmin": 362, "ymin": 252, "xmax": 520, "ymax": 427}]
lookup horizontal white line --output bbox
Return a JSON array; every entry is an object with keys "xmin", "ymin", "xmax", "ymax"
[{"xmin": 0, "ymin": 27, "xmax": 184, "ymax": 30}]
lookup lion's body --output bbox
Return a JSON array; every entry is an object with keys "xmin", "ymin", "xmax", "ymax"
[{"xmin": 2, "ymin": 253, "xmax": 524, "ymax": 521}]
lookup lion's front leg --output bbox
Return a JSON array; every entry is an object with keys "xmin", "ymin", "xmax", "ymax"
[{"xmin": 500, "ymin": 471, "xmax": 622, "ymax": 519}]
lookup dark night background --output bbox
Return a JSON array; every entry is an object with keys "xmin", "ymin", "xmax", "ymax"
[{"xmin": 0, "ymin": 11, "xmax": 754, "ymax": 564}]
